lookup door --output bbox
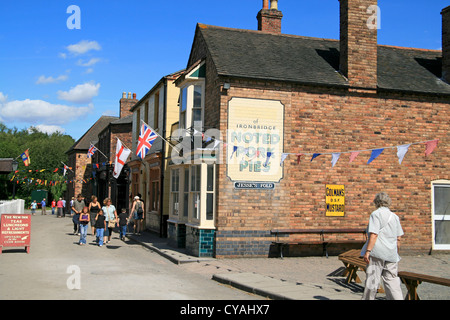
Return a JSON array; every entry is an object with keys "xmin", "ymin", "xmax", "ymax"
[{"xmin": 432, "ymin": 183, "xmax": 450, "ymax": 250}]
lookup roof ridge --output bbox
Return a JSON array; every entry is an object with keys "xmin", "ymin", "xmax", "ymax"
[{"xmin": 198, "ymin": 23, "xmax": 441, "ymax": 53}]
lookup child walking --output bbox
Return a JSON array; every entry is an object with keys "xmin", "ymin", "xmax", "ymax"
[
  {"xmin": 118, "ymin": 208, "xmax": 128, "ymax": 240},
  {"xmin": 78, "ymin": 207, "xmax": 90, "ymax": 245},
  {"xmin": 94, "ymin": 210, "xmax": 106, "ymax": 247}
]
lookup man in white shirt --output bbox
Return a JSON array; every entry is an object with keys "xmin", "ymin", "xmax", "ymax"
[{"xmin": 361, "ymin": 192, "xmax": 404, "ymax": 300}]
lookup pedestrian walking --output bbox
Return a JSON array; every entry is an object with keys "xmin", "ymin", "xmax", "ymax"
[
  {"xmin": 30, "ymin": 200, "xmax": 37, "ymax": 216},
  {"xmin": 62, "ymin": 198, "xmax": 66, "ymax": 217},
  {"xmin": 71, "ymin": 194, "xmax": 85, "ymax": 234},
  {"xmin": 89, "ymin": 196, "xmax": 101, "ymax": 236},
  {"xmin": 70, "ymin": 197, "xmax": 75, "ymax": 216},
  {"xmin": 129, "ymin": 195, "xmax": 144, "ymax": 235},
  {"xmin": 94, "ymin": 210, "xmax": 106, "ymax": 247},
  {"xmin": 41, "ymin": 198, "xmax": 46, "ymax": 215},
  {"xmin": 51, "ymin": 199, "xmax": 56, "ymax": 215},
  {"xmin": 118, "ymin": 208, "xmax": 128, "ymax": 240},
  {"xmin": 102, "ymin": 198, "xmax": 118, "ymax": 244},
  {"xmin": 361, "ymin": 192, "xmax": 404, "ymax": 300},
  {"xmin": 57, "ymin": 198, "xmax": 64, "ymax": 218},
  {"xmin": 79, "ymin": 207, "xmax": 90, "ymax": 246}
]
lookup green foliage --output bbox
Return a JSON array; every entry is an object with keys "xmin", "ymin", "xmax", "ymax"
[{"xmin": 0, "ymin": 123, "xmax": 75, "ymax": 202}]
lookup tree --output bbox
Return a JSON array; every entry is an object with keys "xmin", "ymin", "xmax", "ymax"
[{"xmin": 0, "ymin": 123, "xmax": 75, "ymax": 203}]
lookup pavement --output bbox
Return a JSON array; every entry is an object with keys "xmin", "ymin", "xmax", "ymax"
[{"xmin": 126, "ymin": 229, "xmax": 450, "ymax": 300}]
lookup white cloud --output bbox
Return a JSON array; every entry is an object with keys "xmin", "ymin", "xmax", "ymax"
[
  {"xmin": 0, "ymin": 97, "xmax": 92, "ymax": 125},
  {"xmin": 0, "ymin": 92, "xmax": 7, "ymax": 104},
  {"xmin": 66, "ymin": 40, "xmax": 101, "ymax": 55},
  {"xmin": 36, "ymin": 74, "xmax": 69, "ymax": 85},
  {"xmin": 77, "ymin": 58, "xmax": 101, "ymax": 67},
  {"xmin": 29, "ymin": 125, "xmax": 66, "ymax": 135},
  {"xmin": 57, "ymin": 81, "xmax": 100, "ymax": 104}
]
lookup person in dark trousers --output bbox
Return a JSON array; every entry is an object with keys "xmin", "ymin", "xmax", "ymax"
[
  {"xmin": 118, "ymin": 208, "xmax": 128, "ymax": 240},
  {"xmin": 71, "ymin": 194, "xmax": 85, "ymax": 235},
  {"xmin": 94, "ymin": 210, "xmax": 106, "ymax": 247}
]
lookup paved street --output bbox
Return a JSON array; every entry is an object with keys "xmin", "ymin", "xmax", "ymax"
[
  {"xmin": 0, "ymin": 213, "xmax": 259, "ymax": 300},
  {"xmin": 2, "ymin": 212, "xmax": 449, "ymax": 301}
]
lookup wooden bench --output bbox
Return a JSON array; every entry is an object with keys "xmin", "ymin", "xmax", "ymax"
[
  {"xmin": 338, "ymin": 250, "xmax": 385, "ymax": 293},
  {"xmin": 398, "ymin": 271, "xmax": 450, "ymax": 300},
  {"xmin": 271, "ymin": 228, "xmax": 366, "ymax": 258}
]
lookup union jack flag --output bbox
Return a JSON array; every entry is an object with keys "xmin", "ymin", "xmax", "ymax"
[
  {"xmin": 87, "ymin": 144, "xmax": 97, "ymax": 158},
  {"xmin": 137, "ymin": 122, "xmax": 158, "ymax": 159}
]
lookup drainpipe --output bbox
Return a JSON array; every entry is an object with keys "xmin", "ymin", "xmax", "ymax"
[{"xmin": 159, "ymin": 79, "xmax": 168, "ymax": 238}]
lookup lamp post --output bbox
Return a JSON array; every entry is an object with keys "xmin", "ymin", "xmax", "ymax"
[{"xmin": 11, "ymin": 159, "xmax": 18, "ymax": 199}]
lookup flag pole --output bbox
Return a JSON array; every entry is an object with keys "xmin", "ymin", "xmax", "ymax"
[
  {"xmin": 140, "ymin": 120, "xmax": 180, "ymax": 154},
  {"xmin": 117, "ymin": 137, "xmax": 132, "ymax": 152},
  {"xmin": 90, "ymin": 142, "xmax": 109, "ymax": 160},
  {"xmin": 60, "ymin": 161, "xmax": 74, "ymax": 173}
]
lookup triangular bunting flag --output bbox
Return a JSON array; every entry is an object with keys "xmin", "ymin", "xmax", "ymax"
[
  {"xmin": 311, "ymin": 153, "xmax": 321, "ymax": 162},
  {"xmin": 280, "ymin": 153, "xmax": 289, "ymax": 166},
  {"xmin": 397, "ymin": 144, "xmax": 411, "ymax": 164},
  {"xmin": 331, "ymin": 153, "xmax": 341, "ymax": 167},
  {"xmin": 425, "ymin": 140, "xmax": 439, "ymax": 157},
  {"xmin": 349, "ymin": 152, "xmax": 360, "ymax": 163},
  {"xmin": 367, "ymin": 149, "xmax": 384, "ymax": 164}
]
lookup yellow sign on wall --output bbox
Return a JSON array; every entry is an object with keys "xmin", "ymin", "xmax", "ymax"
[
  {"xmin": 227, "ymin": 97, "xmax": 284, "ymax": 183},
  {"xmin": 326, "ymin": 185, "xmax": 345, "ymax": 216}
]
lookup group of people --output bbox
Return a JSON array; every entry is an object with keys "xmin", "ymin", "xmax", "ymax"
[
  {"xmin": 69, "ymin": 194, "xmax": 145, "ymax": 247},
  {"xmin": 30, "ymin": 198, "xmax": 66, "ymax": 217}
]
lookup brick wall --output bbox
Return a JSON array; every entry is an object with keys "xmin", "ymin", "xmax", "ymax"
[
  {"xmin": 339, "ymin": 0, "xmax": 378, "ymax": 89},
  {"xmin": 257, "ymin": 9, "xmax": 283, "ymax": 34},
  {"xmin": 213, "ymin": 79, "xmax": 449, "ymax": 257}
]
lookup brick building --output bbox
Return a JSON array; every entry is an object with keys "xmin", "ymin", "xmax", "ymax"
[
  {"xmin": 67, "ymin": 92, "xmax": 137, "ymax": 208},
  {"xmin": 93, "ymin": 92, "xmax": 137, "ymax": 210},
  {"xmin": 127, "ymin": 71, "xmax": 184, "ymax": 236},
  {"xmin": 66, "ymin": 115, "xmax": 118, "ymax": 202},
  {"xmin": 167, "ymin": 0, "xmax": 450, "ymax": 257}
]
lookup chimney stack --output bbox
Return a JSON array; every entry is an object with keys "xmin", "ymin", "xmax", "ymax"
[
  {"xmin": 339, "ymin": 0, "xmax": 378, "ymax": 91},
  {"xmin": 119, "ymin": 92, "xmax": 138, "ymax": 119},
  {"xmin": 442, "ymin": 6, "xmax": 450, "ymax": 83},
  {"xmin": 257, "ymin": 0, "xmax": 283, "ymax": 34}
]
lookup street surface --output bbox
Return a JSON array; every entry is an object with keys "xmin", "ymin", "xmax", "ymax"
[{"xmin": 0, "ymin": 213, "xmax": 259, "ymax": 300}]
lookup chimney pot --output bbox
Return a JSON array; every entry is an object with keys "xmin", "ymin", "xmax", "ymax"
[
  {"xmin": 263, "ymin": 0, "xmax": 269, "ymax": 10},
  {"xmin": 133, "ymin": 93, "xmax": 137, "ymax": 100},
  {"xmin": 270, "ymin": 0, "xmax": 278, "ymax": 10},
  {"xmin": 122, "ymin": 92, "xmax": 126, "ymax": 99},
  {"xmin": 128, "ymin": 92, "xmax": 132, "ymax": 99}
]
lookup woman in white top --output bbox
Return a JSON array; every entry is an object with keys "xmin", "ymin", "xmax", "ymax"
[
  {"xmin": 361, "ymin": 192, "xmax": 404, "ymax": 300},
  {"xmin": 102, "ymin": 198, "xmax": 118, "ymax": 244}
]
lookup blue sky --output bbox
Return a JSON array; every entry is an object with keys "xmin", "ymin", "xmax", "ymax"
[{"xmin": 0, "ymin": 0, "xmax": 446, "ymax": 141}]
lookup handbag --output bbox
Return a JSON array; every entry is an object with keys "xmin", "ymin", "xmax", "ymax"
[
  {"xmin": 105, "ymin": 206, "xmax": 116, "ymax": 228},
  {"xmin": 108, "ymin": 219, "xmax": 116, "ymax": 228}
]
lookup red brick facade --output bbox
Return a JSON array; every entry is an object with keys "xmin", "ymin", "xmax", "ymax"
[
  {"xmin": 183, "ymin": 1, "xmax": 450, "ymax": 257},
  {"xmin": 211, "ymin": 80, "xmax": 448, "ymax": 256}
]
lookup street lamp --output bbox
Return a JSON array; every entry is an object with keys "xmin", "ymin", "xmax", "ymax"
[{"xmin": 11, "ymin": 159, "xmax": 18, "ymax": 199}]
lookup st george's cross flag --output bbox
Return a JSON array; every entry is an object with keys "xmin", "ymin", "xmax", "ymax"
[
  {"xmin": 113, "ymin": 139, "xmax": 131, "ymax": 179},
  {"xmin": 136, "ymin": 121, "xmax": 158, "ymax": 159}
]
